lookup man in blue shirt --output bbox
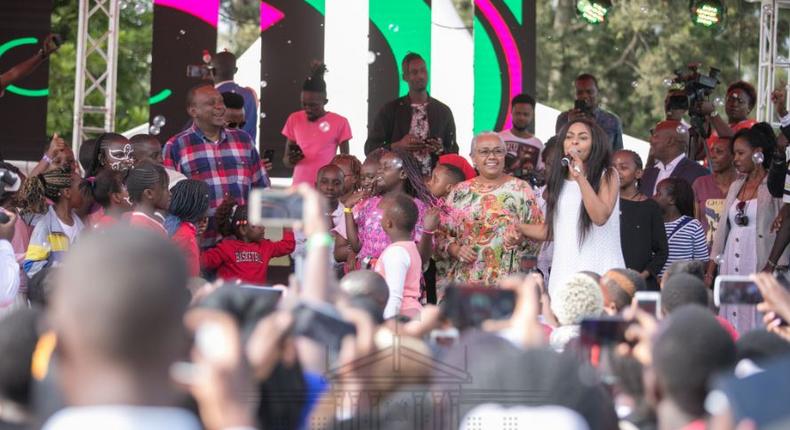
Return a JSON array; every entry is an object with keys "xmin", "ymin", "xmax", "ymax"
[
  {"xmin": 555, "ymin": 73, "xmax": 623, "ymax": 152},
  {"xmin": 211, "ymin": 51, "xmax": 258, "ymax": 141}
]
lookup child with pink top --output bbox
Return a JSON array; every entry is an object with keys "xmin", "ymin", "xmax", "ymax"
[
  {"xmin": 375, "ymin": 193, "xmax": 431, "ymax": 319},
  {"xmin": 282, "ymin": 63, "xmax": 352, "ymax": 186}
]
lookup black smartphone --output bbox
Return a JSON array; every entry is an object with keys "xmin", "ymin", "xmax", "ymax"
[
  {"xmin": 574, "ymin": 99, "xmax": 592, "ymax": 115},
  {"xmin": 292, "ymin": 302, "xmax": 356, "ymax": 352},
  {"xmin": 441, "ymin": 286, "xmax": 516, "ymax": 329},
  {"xmin": 186, "ymin": 64, "xmax": 210, "ymax": 79},
  {"xmin": 580, "ymin": 317, "xmax": 629, "ymax": 346},
  {"xmin": 262, "ymin": 149, "xmax": 275, "ymax": 161}
]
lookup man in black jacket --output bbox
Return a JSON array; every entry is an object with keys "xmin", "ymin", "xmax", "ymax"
[
  {"xmin": 764, "ymin": 87, "xmax": 790, "ymax": 271},
  {"xmin": 365, "ymin": 53, "xmax": 458, "ymax": 174}
]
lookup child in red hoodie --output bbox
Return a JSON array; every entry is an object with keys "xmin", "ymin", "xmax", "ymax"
[{"xmin": 201, "ymin": 196, "xmax": 295, "ymax": 284}]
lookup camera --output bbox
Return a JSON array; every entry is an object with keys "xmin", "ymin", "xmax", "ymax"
[
  {"xmin": 670, "ymin": 63, "xmax": 721, "ymax": 134},
  {"xmin": 0, "ymin": 168, "xmax": 21, "ymax": 198}
]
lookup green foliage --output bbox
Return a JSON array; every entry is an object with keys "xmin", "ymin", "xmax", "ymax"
[
  {"xmin": 47, "ymin": 0, "xmax": 152, "ymax": 141},
  {"xmin": 537, "ymin": 0, "xmax": 761, "ymax": 140}
]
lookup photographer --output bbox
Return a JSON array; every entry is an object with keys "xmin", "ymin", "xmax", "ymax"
[
  {"xmin": 702, "ymin": 81, "xmax": 758, "ymax": 158},
  {"xmin": 365, "ymin": 53, "xmax": 458, "ymax": 175},
  {"xmin": 555, "ymin": 73, "xmax": 623, "ymax": 152}
]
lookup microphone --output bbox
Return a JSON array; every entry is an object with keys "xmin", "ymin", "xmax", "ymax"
[{"xmin": 561, "ymin": 150, "xmax": 582, "ymax": 173}]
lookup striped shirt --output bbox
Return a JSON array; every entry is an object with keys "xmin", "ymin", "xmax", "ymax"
[{"xmin": 660, "ymin": 215, "xmax": 708, "ymax": 276}]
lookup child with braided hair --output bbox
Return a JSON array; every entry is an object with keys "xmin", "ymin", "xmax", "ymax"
[
  {"xmin": 86, "ymin": 169, "xmax": 132, "ymax": 229},
  {"xmin": 344, "ymin": 148, "xmax": 432, "ymax": 269},
  {"xmin": 122, "ymin": 161, "xmax": 170, "ymax": 236},
  {"xmin": 20, "ymin": 168, "xmax": 84, "ymax": 277},
  {"xmin": 165, "ymin": 179, "xmax": 210, "ymax": 277},
  {"xmin": 200, "ymin": 196, "xmax": 295, "ymax": 284}
]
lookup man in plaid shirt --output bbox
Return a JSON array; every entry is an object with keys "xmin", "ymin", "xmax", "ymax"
[{"xmin": 164, "ymin": 83, "xmax": 269, "ymax": 239}]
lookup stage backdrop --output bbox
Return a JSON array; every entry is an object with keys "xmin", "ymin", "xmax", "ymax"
[
  {"xmin": 0, "ymin": 0, "xmax": 53, "ymax": 161},
  {"xmin": 149, "ymin": 0, "xmax": 536, "ymax": 177}
]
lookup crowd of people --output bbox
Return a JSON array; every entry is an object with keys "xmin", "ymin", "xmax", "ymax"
[{"xmin": 2, "ymin": 40, "xmax": 790, "ymax": 430}]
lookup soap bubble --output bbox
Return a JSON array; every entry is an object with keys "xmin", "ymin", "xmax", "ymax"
[
  {"xmin": 286, "ymin": 40, "xmax": 292, "ymax": 45},
  {"xmin": 134, "ymin": 2, "xmax": 146, "ymax": 14},
  {"xmin": 148, "ymin": 125, "xmax": 160, "ymax": 135},
  {"xmin": 663, "ymin": 78, "xmax": 674, "ymax": 87},
  {"xmin": 319, "ymin": 121, "xmax": 331, "ymax": 133},
  {"xmin": 153, "ymin": 115, "xmax": 166, "ymax": 127},
  {"xmin": 631, "ymin": 81, "xmax": 639, "ymax": 88},
  {"xmin": 640, "ymin": 6, "xmax": 649, "ymax": 13},
  {"xmin": 367, "ymin": 51, "xmax": 377, "ymax": 64},
  {"xmin": 260, "ymin": 80, "xmax": 267, "ymax": 88},
  {"xmin": 260, "ymin": 112, "xmax": 267, "ymax": 119},
  {"xmin": 388, "ymin": 23, "xmax": 400, "ymax": 32},
  {"xmin": 714, "ymin": 254, "xmax": 725, "ymax": 265},
  {"xmin": 179, "ymin": 29, "xmax": 186, "ymax": 35},
  {"xmin": 676, "ymin": 125, "xmax": 688, "ymax": 134},
  {"xmin": 714, "ymin": 97, "xmax": 724, "ymax": 107}
]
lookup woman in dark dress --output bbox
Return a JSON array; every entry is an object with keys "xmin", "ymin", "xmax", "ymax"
[{"xmin": 613, "ymin": 150, "xmax": 668, "ymax": 290}]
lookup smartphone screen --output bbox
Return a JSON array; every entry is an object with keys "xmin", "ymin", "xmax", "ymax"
[
  {"xmin": 580, "ymin": 317, "xmax": 629, "ymax": 346},
  {"xmin": 441, "ymin": 286, "xmax": 516, "ymax": 329},
  {"xmin": 634, "ymin": 291, "xmax": 661, "ymax": 318},
  {"xmin": 292, "ymin": 302, "xmax": 356, "ymax": 352},
  {"xmin": 715, "ymin": 276, "xmax": 763, "ymax": 306},
  {"xmin": 248, "ymin": 189, "xmax": 304, "ymax": 228}
]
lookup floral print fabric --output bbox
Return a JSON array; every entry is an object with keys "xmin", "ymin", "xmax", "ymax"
[{"xmin": 441, "ymin": 177, "xmax": 543, "ymax": 286}]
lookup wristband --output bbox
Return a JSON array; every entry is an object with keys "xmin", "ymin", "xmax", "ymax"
[
  {"xmin": 307, "ymin": 232, "xmax": 333, "ymax": 250},
  {"xmin": 343, "ymin": 207, "xmax": 353, "ymax": 214},
  {"xmin": 42, "ymin": 154, "xmax": 52, "ymax": 164}
]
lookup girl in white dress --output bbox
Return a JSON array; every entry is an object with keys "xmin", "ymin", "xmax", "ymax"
[{"xmin": 511, "ymin": 118, "xmax": 624, "ymax": 295}]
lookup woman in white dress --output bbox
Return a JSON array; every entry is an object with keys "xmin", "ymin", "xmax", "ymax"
[
  {"xmin": 511, "ymin": 118, "xmax": 624, "ymax": 295},
  {"xmin": 707, "ymin": 123, "xmax": 789, "ymax": 333}
]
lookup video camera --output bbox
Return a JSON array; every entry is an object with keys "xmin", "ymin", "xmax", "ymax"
[
  {"xmin": 0, "ymin": 168, "xmax": 21, "ymax": 223},
  {"xmin": 667, "ymin": 63, "xmax": 721, "ymax": 134}
]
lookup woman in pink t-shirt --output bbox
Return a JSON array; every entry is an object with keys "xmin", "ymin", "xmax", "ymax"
[{"xmin": 282, "ymin": 63, "xmax": 352, "ymax": 186}]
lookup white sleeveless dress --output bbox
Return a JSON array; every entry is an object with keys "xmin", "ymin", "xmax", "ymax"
[{"xmin": 548, "ymin": 179, "xmax": 625, "ymax": 296}]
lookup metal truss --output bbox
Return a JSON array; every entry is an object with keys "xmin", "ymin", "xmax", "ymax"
[
  {"xmin": 71, "ymin": 0, "xmax": 120, "ymax": 151},
  {"xmin": 756, "ymin": 0, "xmax": 790, "ymax": 125}
]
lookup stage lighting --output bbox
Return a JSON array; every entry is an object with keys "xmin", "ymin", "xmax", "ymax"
[
  {"xmin": 690, "ymin": 0, "xmax": 724, "ymax": 28},
  {"xmin": 576, "ymin": 0, "xmax": 612, "ymax": 25}
]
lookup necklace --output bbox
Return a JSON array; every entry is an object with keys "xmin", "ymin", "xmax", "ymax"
[{"xmin": 620, "ymin": 184, "xmax": 643, "ymax": 201}]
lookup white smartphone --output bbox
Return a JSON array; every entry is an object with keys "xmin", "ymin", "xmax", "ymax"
[
  {"xmin": 248, "ymin": 188, "xmax": 304, "ymax": 228},
  {"xmin": 634, "ymin": 291, "xmax": 661, "ymax": 318},
  {"xmin": 714, "ymin": 275, "xmax": 763, "ymax": 307}
]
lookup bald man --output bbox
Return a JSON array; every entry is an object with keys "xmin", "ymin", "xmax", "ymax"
[
  {"xmin": 640, "ymin": 120, "xmax": 710, "ymax": 197},
  {"xmin": 339, "ymin": 270, "xmax": 389, "ymax": 323},
  {"xmin": 43, "ymin": 227, "xmax": 200, "ymax": 429}
]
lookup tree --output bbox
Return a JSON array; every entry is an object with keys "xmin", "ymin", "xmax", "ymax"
[
  {"xmin": 537, "ymin": 0, "xmax": 761, "ymax": 141},
  {"xmin": 47, "ymin": 0, "xmax": 153, "ymax": 142}
]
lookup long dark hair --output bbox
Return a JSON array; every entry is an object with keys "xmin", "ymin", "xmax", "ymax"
[
  {"xmin": 544, "ymin": 117, "xmax": 614, "ymax": 244},
  {"xmin": 660, "ymin": 177, "xmax": 695, "ymax": 218},
  {"xmin": 387, "ymin": 148, "xmax": 433, "ymax": 204}
]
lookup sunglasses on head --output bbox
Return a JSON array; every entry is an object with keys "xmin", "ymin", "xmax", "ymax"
[{"xmin": 735, "ymin": 201, "xmax": 749, "ymax": 227}]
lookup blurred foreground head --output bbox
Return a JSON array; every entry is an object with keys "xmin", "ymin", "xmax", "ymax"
[{"xmin": 50, "ymin": 227, "xmax": 190, "ymax": 403}]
